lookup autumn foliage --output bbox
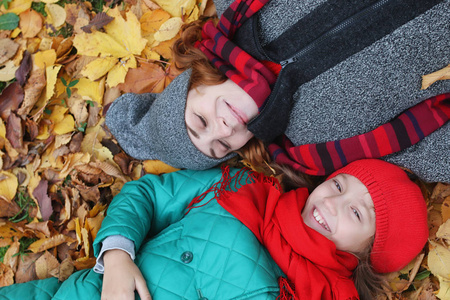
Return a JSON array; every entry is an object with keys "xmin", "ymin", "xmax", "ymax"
[{"xmin": 0, "ymin": 0, "xmax": 449, "ymax": 299}]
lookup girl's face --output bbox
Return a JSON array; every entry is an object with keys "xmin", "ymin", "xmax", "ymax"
[
  {"xmin": 302, "ymin": 174, "xmax": 376, "ymax": 253},
  {"xmin": 185, "ymin": 80, "xmax": 258, "ymax": 159}
]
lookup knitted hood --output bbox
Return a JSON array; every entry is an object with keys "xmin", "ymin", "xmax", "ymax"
[{"xmin": 105, "ymin": 70, "xmax": 235, "ymax": 170}]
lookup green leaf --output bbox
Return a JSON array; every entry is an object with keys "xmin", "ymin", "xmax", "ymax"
[
  {"xmin": 60, "ymin": 77, "xmax": 68, "ymax": 86},
  {"xmin": 68, "ymin": 79, "xmax": 79, "ymax": 87},
  {"xmin": 66, "ymin": 87, "xmax": 71, "ymax": 98},
  {"xmin": 86, "ymin": 100, "xmax": 94, "ymax": 107},
  {"xmin": 0, "ymin": 0, "xmax": 12, "ymax": 9},
  {"xmin": 0, "ymin": 13, "xmax": 19, "ymax": 30},
  {"xmin": 415, "ymin": 270, "xmax": 431, "ymax": 281}
]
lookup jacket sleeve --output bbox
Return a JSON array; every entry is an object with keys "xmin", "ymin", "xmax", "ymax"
[{"xmin": 93, "ymin": 168, "xmax": 224, "ymax": 257}]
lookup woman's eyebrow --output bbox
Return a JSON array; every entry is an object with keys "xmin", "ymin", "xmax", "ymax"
[
  {"xmin": 210, "ymin": 148, "xmax": 217, "ymax": 159},
  {"xmin": 187, "ymin": 126, "xmax": 200, "ymax": 139}
]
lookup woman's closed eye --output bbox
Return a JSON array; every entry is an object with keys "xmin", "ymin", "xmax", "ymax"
[
  {"xmin": 196, "ymin": 114, "xmax": 207, "ymax": 127},
  {"xmin": 219, "ymin": 140, "xmax": 231, "ymax": 151}
]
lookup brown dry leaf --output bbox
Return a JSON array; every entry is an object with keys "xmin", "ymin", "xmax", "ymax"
[
  {"xmin": 0, "ymin": 263, "xmax": 14, "ymax": 288},
  {"xmin": 428, "ymin": 208, "xmax": 443, "ymax": 240},
  {"xmin": 73, "ymin": 256, "xmax": 96, "ymax": 270},
  {"xmin": 0, "ymin": 81, "xmax": 24, "ymax": 120},
  {"xmin": 6, "ymin": 112, "xmax": 23, "ymax": 149},
  {"xmin": 35, "ymin": 251, "xmax": 60, "ymax": 280},
  {"xmin": 442, "ymin": 195, "xmax": 450, "ymax": 223},
  {"xmin": 49, "ymin": 256, "xmax": 74, "ymax": 282},
  {"xmin": 17, "ymin": 67, "xmax": 46, "ymax": 116},
  {"xmin": 19, "ymin": 8, "xmax": 43, "ymax": 38},
  {"xmin": 118, "ymin": 61, "xmax": 166, "ymax": 93},
  {"xmin": 421, "ymin": 65, "xmax": 450, "ymax": 90},
  {"xmin": 0, "ymin": 38, "xmax": 19, "ymax": 66},
  {"xmin": 32, "ymin": 179, "xmax": 53, "ymax": 221},
  {"xmin": 0, "ymin": 223, "xmax": 24, "ymax": 247},
  {"xmin": 14, "ymin": 252, "xmax": 41, "ymax": 283},
  {"xmin": 28, "ymin": 234, "xmax": 75, "ymax": 253},
  {"xmin": 64, "ymin": 3, "xmax": 80, "ymax": 26},
  {"xmin": 3, "ymin": 239, "xmax": 20, "ymax": 271},
  {"xmin": 25, "ymin": 220, "xmax": 53, "ymax": 238},
  {"xmin": 0, "ymin": 197, "xmax": 20, "ymax": 218}
]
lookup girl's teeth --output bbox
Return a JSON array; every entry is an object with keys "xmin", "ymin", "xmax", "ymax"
[{"xmin": 313, "ymin": 209, "xmax": 330, "ymax": 231}]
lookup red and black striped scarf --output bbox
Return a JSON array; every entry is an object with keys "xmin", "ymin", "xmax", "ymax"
[
  {"xmin": 195, "ymin": 0, "xmax": 276, "ymax": 109},
  {"xmin": 269, "ymin": 93, "xmax": 450, "ymax": 175}
]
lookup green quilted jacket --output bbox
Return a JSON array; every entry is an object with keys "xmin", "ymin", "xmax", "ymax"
[{"xmin": 0, "ymin": 168, "xmax": 283, "ymax": 299}]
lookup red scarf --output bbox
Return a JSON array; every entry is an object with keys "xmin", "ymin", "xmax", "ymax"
[{"xmin": 215, "ymin": 171, "xmax": 360, "ymax": 300}]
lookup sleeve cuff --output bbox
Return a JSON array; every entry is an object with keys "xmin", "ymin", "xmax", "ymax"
[{"xmin": 93, "ymin": 235, "xmax": 135, "ymax": 274}]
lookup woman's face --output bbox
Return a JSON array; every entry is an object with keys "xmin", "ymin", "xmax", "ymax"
[
  {"xmin": 185, "ymin": 80, "xmax": 258, "ymax": 158},
  {"xmin": 302, "ymin": 174, "xmax": 376, "ymax": 253}
]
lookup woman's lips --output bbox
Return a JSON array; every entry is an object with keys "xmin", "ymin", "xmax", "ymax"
[{"xmin": 226, "ymin": 102, "xmax": 248, "ymax": 125}]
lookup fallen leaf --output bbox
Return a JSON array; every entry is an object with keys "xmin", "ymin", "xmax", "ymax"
[
  {"xmin": 35, "ymin": 251, "xmax": 59, "ymax": 280},
  {"xmin": 428, "ymin": 241, "xmax": 450, "ymax": 280},
  {"xmin": 154, "ymin": 17, "xmax": 183, "ymax": 42},
  {"xmin": 28, "ymin": 234, "xmax": 75, "ymax": 253},
  {"xmin": 19, "ymin": 8, "xmax": 43, "ymax": 38},
  {"xmin": 0, "ymin": 263, "xmax": 14, "ymax": 287},
  {"xmin": 0, "ymin": 81, "xmax": 24, "ymax": 120},
  {"xmin": 14, "ymin": 252, "xmax": 41, "ymax": 283},
  {"xmin": 17, "ymin": 67, "xmax": 46, "ymax": 116},
  {"xmin": 422, "ymin": 65, "xmax": 450, "ymax": 90},
  {"xmin": 49, "ymin": 256, "xmax": 73, "ymax": 281},
  {"xmin": 81, "ymin": 12, "xmax": 114, "ymax": 33},
  {"xmin": 32, "ymin": 179, "xmax": 53, "ymax": 221},
  {"xmin": 6, "ymin": 112, "xmax": 23, "ymax": 149},
  {"xmin": 45, "ymin": 3, "xmax": 66, "ymax": 29},
  {"xmin": 436, "ymin": 276, "xmax": 450, "ymax": 300},
  {"xmin": 3, "ymin": 0, "xmax": 32, "ymax": 14},
  {"xmin": 436, "ymin": 219, "xmax": 450, "ymax": 242},
  {"xmin": 3, "ymin": 239, "xmax": 20, "ymax": 271},
  {"xmin": 0, "ymin": 38, "xmax": 19, "ymax": 65},
  {"xmin": 143, "ymin": 159, "xmax": 179, "ymax": 175},
  {"xmin": 152, "ymin": 0, "xmax": 195, "ymax": 17},
  {"xmin": 0, "ymin": 171, "xmax": 18, "ymax": 202},
  {"xmin": 0, "ymin": 60, "xmax": 19, "ymax": 81},
  {"xmin": 15, "ymin": 49, "xmax": 32, "ymax": 86}
]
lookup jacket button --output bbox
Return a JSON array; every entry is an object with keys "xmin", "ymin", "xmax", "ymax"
[{"xmin": 180, "ymin": 251, "xmax": 193, "ymax": 263}]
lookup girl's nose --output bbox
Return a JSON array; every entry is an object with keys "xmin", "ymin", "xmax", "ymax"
[{"xmin": 324, "ymin": 196, "xmax": 338, "ymax": 216}]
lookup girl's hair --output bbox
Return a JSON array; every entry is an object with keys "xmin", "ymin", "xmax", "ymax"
[
  {"xmin": 172, "ymin": 18, "xmax": 227, "ymax": 90},
  {"xmin": 274, "ymin": 163, "xmax": 389, "ymax": 299}
]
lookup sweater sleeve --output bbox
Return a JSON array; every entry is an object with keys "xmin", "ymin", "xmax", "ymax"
[{"xmin": 93, "ymin": 168, "xmax": 224, "ymax": 258}]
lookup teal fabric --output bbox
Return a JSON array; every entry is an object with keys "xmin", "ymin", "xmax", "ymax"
[{"xmin": 0, "ymin": 168, "xmax": 283, "ymax": 299}]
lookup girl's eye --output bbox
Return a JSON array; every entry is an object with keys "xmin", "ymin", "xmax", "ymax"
[
  {"xmin": 219, "ymin": 140, "xmax": 231, "ymax": 151},
  {"xmin": 196, "ymin": 114, "xmax": 207, "ymax": 127},
  {"xmin": 352, "ymin": 208, "xmax": 361, "ymax": 221},
  {"xmin": 333, "ymin": 180, "xmax": 342, "ymax": 192}
]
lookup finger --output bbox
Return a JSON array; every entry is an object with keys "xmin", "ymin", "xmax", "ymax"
[{"xmin": 135, "ymin": 277, "xmax": 152, "ymax": 300}]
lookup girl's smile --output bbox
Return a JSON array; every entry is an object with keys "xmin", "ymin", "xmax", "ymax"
[{"xmin": 302, "ymin": 173, "xmax": 376, "ymax": 253}]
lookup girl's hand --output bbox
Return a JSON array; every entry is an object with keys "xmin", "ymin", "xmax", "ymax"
[{"xmin": 101, "ymin": 249, "xmax": 152, "ymax": 300}]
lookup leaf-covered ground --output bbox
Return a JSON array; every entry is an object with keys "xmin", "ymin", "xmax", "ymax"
[{"xmin": 0, "ymin": 0, "xmax": 449, "ymax": 298}]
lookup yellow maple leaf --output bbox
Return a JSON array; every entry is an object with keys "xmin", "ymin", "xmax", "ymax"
[
  {"xmin": 106, "ymin": 54, "xmax": 137, "ymax": 87},
  {"xmin": 73, "ymin": 8, "xmax": 146, "ymax": 87},
  {"xmin": 143, "ymin": 160, "xmax": 180, "ymax": 175},
  {"xmin": 81, "ymin": 57, "xmax": 117, "ymax": 82},
  {"xmin": 76, "ymin": 77, "xmax": 105, "ymax": 105},
  {"xmin": 152, "ymin": 0, "xmax": 196, "ymax": 17}
]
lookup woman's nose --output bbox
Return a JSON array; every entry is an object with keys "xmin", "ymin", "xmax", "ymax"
[{"xmin": 215, "ymin": 118, "xmax": 233, "ymax": 138}]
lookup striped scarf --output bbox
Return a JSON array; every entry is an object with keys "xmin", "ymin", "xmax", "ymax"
[
  {"xmin": 195, "ymin": 0, "xmax": 276, "ymax": 109},
  {"xmin": 269, "ymin": 93, "xmax": 450, "ymax": 176}
]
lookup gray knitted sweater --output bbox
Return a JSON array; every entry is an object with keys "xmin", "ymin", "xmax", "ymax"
[{"xmin": 214, "ymin": 0, "xmax": 450, "ymax": 182}]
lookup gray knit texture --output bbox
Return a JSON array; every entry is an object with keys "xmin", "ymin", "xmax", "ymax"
[
  {"xmin": 105, "ymin": 70, "xmax": 235, "ymax": 170},
  {"xmin": 284, "ymin": 1, "xmax": 450, "ymax": 182}
]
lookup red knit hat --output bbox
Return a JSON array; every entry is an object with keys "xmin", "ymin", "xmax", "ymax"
[{"xmin": 327, "ymin": 159, "xmax": 428, "ymax": 273}]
